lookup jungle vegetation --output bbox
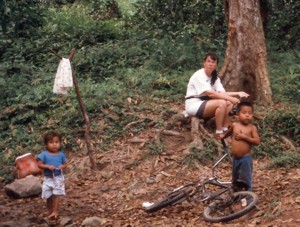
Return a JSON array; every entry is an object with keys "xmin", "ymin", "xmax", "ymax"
[{"xmin": 0, "ymin": 0, "xmax": 299, "ymax": 182}]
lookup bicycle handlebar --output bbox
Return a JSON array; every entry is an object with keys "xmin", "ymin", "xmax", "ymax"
[{"xmin": 221, "ymin": 139, "xmax": 227, "ymax": 149}]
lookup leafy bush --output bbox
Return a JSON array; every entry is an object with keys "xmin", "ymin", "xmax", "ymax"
[
  {"xmin": 87, "ymin": 0, "xmax": 122, "ymax": 20},
  {"xmin": 43, "ymin": 6, "xmax": 122, "ymax": 46},
  {"xmin": 266, "ymin": 0, "xmax": 300, "ymax": 50},
  {"xmin": 268, "ymin": 51, "xmax": 300, "ymax": 104},
  {"xmin": 132, "ymin": 0, "xmax": 226, "ymax": 39},
  {"xmin": 0, "ymin": 0, "xmax": 46, "ymax": 37},
  {"xmin": 253, "ymin": 105, "xmax": 300, "ymax": 167},
  {"xmin": 1, "ymin": 0, "xmax": 300, "ymax": 184},
  {"xmin": 268, "ymin": 153, "xmax": 300, "ymax": 168},
  {"xmin": 261, "ymin": 107, "xmax": 299, "ymax": 143}
]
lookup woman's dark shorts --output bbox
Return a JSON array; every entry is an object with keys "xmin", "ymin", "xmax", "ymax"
[{"xmin": 196, "ymin": 100, "xmax": 208, "ymax": 119}]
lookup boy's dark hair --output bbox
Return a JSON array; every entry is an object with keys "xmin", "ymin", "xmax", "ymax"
[
  {"xmin": 237, "ymin": 101, "xmax": 253, "ymax": 113},
  {"xmin": 44, "ymin": 131, "xmax": 62, "ymax": 145},
  {"xmin": 203, "ymin": 52, "xmax": 219, "ymax": 86}
]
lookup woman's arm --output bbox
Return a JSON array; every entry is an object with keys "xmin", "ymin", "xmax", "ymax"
[
  {"xmin": 220, "ymin": 91, "xmax": 249, "ymax": 98},
  {"xmin": 203, "ymin": 90, "xmax": 240, "ymax": 104}
]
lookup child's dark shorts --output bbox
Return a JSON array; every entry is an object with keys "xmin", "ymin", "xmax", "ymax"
[{"xmin": 232, "ymin": 155, "xmax": 253, "ymax": 191}]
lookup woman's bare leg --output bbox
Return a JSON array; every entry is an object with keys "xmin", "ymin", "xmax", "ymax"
[{"xmin": 202, "ymin": 99, "xmax": 228, "ymax": 132}]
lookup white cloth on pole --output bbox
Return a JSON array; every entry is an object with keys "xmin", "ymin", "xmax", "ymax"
[{"xmin": 53, "ymin": 58, "xmax": 73, "ymax": 95}]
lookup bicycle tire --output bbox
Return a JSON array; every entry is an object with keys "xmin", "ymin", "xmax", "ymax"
[
  {"xmin": 203, "ymin": 191, "xmax": 258, "ymax": 223},
  {"xmin": 145, "ymin": 188, "xmax": 193, "ymax": 213}
]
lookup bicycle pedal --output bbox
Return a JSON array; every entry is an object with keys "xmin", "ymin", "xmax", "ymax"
[{"xmin": 241, "ymin": 198, "xmax": 247, "ymax": 207}]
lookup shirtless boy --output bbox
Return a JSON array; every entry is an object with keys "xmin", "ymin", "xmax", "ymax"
[{"xmin": 221, "ymin": 102, "xmax": 260, "ymax": 191}]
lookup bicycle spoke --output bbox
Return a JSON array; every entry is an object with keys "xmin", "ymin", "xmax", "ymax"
[{"xmin": 203, "ymin": 191, "xmax": 258, "ymax": 223}]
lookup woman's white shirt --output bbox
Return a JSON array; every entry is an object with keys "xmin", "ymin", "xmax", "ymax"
[{"xmin": 185, "ymin": 68, "xmax": 225, "ymax": 116}]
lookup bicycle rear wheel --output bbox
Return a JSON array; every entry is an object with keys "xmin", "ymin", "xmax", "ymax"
[
  {"xmin": 203, "ymin": 191, "xmax": 258, "ymax": 223},
  {"xmin": 145, "ymin": 188, "xmax": 193, "ymax": 213}
]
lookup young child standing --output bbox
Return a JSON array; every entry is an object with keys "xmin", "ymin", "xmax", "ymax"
[
  {"xmin": 221, "ymin": 102, "xmax": 260, "ymax": 191},
  {"xmin": 37, "ymin": 131, "xmax": 68, "ymax": 219}
]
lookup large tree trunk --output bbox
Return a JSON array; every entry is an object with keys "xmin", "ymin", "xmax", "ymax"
[{"xmin": 220, "ymin": 0, "xmax": 273, "ymax": 105}]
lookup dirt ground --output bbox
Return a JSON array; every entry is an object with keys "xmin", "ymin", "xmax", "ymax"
[{"xmin": 0, "ymin": 107, "xmax": 300, "ymax": 227}]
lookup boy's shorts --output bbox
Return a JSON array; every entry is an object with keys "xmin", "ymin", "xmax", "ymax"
[
  {"xmin": 41, "ymin": 175, "xmax": 65, "ymax": 199},
  {"xmin": 232, "ymin": 155, "xmax": 253, "ymax": 191}
]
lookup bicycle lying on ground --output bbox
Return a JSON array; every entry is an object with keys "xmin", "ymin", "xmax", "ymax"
[{"xmin": 143, "ymin": 139, "xmax": 258, "ymax": 223}]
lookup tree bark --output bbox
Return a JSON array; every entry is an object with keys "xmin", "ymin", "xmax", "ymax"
[
  {"xmin": 190, "ymin": 117, "xmax": 204, "ymax": 149},
  {"xmin": 220, "ymin": 0, "xmax": 273, "ymax": 105}
]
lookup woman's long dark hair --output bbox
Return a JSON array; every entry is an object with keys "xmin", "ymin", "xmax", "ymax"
[{"xmin": 203, "ymin": 53, "xmax": 218, "ymax": 85}]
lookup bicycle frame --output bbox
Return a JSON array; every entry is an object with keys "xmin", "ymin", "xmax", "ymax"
[
  {"xmin": 212, "ymin": 139, "xmax": 232, "ymax": 185},
  {"xmin": 194, "ymin": 177, "xmax": 232, "ymax": 203},
  {"xmin": 170, "ymin": 139, "xmax": 232, "ymax": 203},
  {"xmin": 145, "ymin": 139, "xmax": 258, "ymax": 222},
  {"xmin": 211, "ymin": 152, "xmax": 232, "ymax": 185}
]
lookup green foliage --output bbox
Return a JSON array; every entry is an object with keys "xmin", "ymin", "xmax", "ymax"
[
  {"xmin": 0, "ymin": 165, "xmax": 16, "ymax": 184},
  {"xmin": 74, "ymin": 33, "xmax": 219, "ymax": 85},
  {"xmin": 132, "ymin": 0, "xmax": 226, "ymax": 40},
  {"xmin": 0, "ymin": 60, "xmax": 53, "ymax": 107},
  {"xmin": 116, "ymin": 0, "xmax": 136, "ymax": 16},
  {"xmin": 146, "ymin": 141, "xmax": 165, "ymax": 156},
  {"xmin": 1, "ymin": 0, "xmax": 300, "ymax": 183},
  {"xmin": 43, "ymin": 6, "xmax": 122, "ymax": 48},
  {"xmin": 87, "ymin": 0, "xmax": 122, "ymax": 20},
  {"xmin": 259, "ymin": 106, "xmax": 299, "ymax": 143},
  {"xmin": 142, "ymin": 35, "xmax": 207, "ymax": 71},
  {"xmin": 268, "ymin": 51, "xmax": 300, "ymax": 104},
  {"xmin": 0, "ymin": 0, "xmax": 46, "ymax": 37},
  {"xmin": 266, "ymin": 0, "xmax": 300, "ymax": 50},
  {"xmin": 268, "ymin": 153, "xmax": 300, "ymax": 168},
  {"xmin": 0, "ymin": 76, "xmax": 137, "ymax": 167},
  {"xmin": 253, "ymin": 105, "xmax": 300, "ymax": 168}
]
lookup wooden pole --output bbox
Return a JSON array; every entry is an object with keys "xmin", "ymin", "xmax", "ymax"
[{"xmin": 49, "ymin": 48, "xmax": 97, "ymax": 170}]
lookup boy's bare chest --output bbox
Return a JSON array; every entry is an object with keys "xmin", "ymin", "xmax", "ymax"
[{"xmin": 234, "ymin": 124, "xmax": 252, "ymax": 135}]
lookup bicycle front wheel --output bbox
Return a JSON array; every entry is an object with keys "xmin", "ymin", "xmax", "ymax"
[
  {"xmin": 203, "ymin": 191, "xmax": 258, "ymax": 223},
  {"xmin": 145, "ymin": 188, "xmax": 193, "ymax": 213}
]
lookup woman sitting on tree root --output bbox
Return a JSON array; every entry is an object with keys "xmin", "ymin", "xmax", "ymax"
[{"xmin": 185, "ymin": 52, "xmax": 249, "ymax": 138}]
